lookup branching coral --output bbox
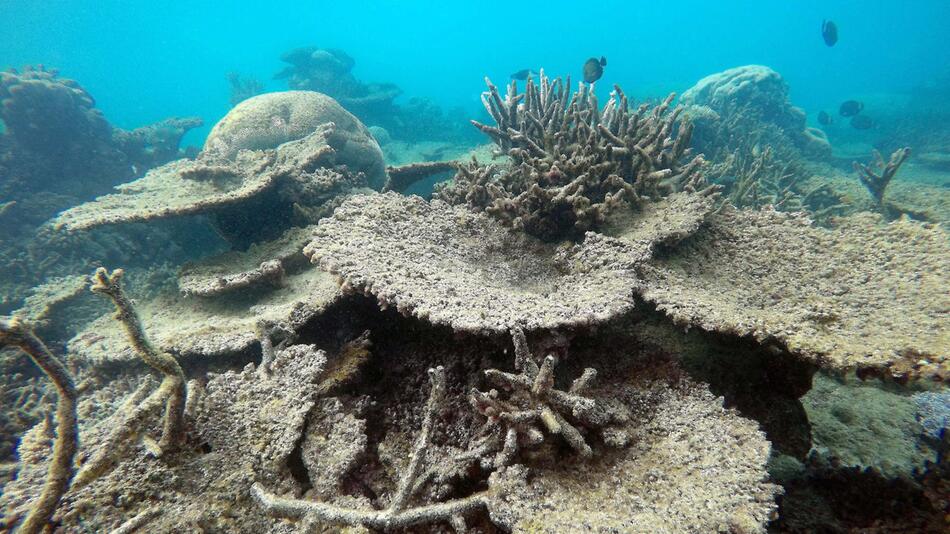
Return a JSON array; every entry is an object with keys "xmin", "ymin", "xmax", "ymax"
[
  {"xmin": 252, "ymin": 366, "xmax": 490, "ymax": 532},
  {"xmin": 0, "ymin": 317, "xmax": 78, "ymax": 534},
  {"xmin": 437, "ymin": 71, "xmax": 709, "ymax": 241},
  {"xmin": 853, "ymin": 146, "xmax": 911, "ymax": 207},
  {"xmin": 470, "ymin": 328, "xmax": 629, "ymax": 463},
  {"xmin": 86, "ymin": 268, "xmax": 186, "ymax": 459}
]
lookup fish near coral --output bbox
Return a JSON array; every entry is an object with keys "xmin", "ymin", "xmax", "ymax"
[
  {"xmin": 839, "ymin": 100, "xmax": 863, "ymax": 117},
  {"xmin": 583, "ymin": 56, "xmax": 607, "ymax": 83},
  {"xmin": 818, "ymin": 110, "xmax": 833, "ymax": 125},
  {"xmin": 510, "ymin": 69, "xmax": 539, "ymax": 81},
  {"xmin": 822, "ymin": 20, "xmax": 838, "ymax": 47}
]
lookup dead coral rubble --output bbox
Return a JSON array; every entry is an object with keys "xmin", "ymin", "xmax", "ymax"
[{"xmin": 437, "ymin": 71, "xmax": 710, "ymax": 241}]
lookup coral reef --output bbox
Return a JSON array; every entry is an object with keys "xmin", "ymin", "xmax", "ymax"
[
  {"xmin": 1, "ymin": 61, "xmax": 946, "ymax": 534},
  {"xmin": 438, "ymin": 72, "xmax": 709, "ymax": 241},
  {"xmin": 90, "ymin": 268, "xmax": 187, "ymax": 454},
  {"xmin": 637, "ymin": 208, "xmax": 950, "ymax": 380}
]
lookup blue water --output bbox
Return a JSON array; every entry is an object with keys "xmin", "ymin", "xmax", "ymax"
[{"xmin": 3, "ymin": 0, "xmax": 948, "ymax": 144}]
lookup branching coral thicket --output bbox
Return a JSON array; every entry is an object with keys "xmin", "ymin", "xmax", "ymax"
[
  {"xmin": 437, "ymin": 71, "xmax": 710, "ymax": 241},
  {"xmin": 0, "ymin": 317, "xmax": 78, "ymax": 534},
  {"xmin": 853, "ymin": 147, "xmax": 911, "ymax": 207},
  {"xmin": 252, "ymin": 366, "xmax": 490, "ymax": 532}
]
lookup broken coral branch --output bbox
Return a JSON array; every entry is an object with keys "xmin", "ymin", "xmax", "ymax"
[
  {"xmin": 853, "ymin": 146, "xmax": 910, "ymax": 207},
  {"xmin": 90, "ymin": 267, "xmax": 186, "ymax": 453},
  {"xmin": 0, "ymin": 317, "xmax": 78, "ymax": 534},
  {"xmin": 253, "ymin": 366, "xmax": 489, "ymax": 531}
]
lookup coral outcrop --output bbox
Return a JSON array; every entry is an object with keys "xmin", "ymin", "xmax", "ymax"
[
  {"xmin": 637, "ymin": 208, "xmax": 950, "ymax": 380},
  {"xmin": 437, "ymin": 72, "xmax": 710, "ymax": 241},
  {"xmin": 681, "ymin": 65, "xmax": 831, "ymax": 163},
  {"xmin": 203, "ymin": 91, "xmax": 385, "ymax": 188}
]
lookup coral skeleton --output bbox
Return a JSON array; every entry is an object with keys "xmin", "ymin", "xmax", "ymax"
[
  {"xmin": 252, "ymin": 366, "xmax": 489, "ymax": 532},
  {"xmin": 90, "ymin": 267, "xmax": 187, "ymax": 453},
  {"xmin": 853, "ymin": 146, "xmax": 911, "ymax": 207},
  {"xmin": 470, "ymin": 328, "xmax": 629, "ymax": 461},
  {"xmin": 0, "ymin": 316, "xmax": 78, "ymax": 534},
  {"xmin": 439, "ymin": 70, "xmax": 711, "ymax": 240}
]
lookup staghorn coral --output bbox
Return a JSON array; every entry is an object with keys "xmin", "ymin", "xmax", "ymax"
[
  {"xmin": 438, "ymin": 71, "xmax": 709, "ymax": 241},
  {"xmin": 0, "ymin": 317, "xmax": 78, "ymax": 534},
  {"xmin": 89, "ymin": 267, "xmax": 187, "ymax": 454},
  {"xmin": 470, "ymin": 328, "xmax": 630, "ymax": 461},
  {"xmin": 305, "ymin": 192, "xmax": 643, "ymax": 333},
  {"xmin": 636, "ymin": 208, "xmax": 950, "ymax": 381},
  {"xmin": 44, "ymin": 337, "xmax": 338, "ymax": 532},
  {"xmin": 253, "ymin": 367, "xmax": 490, "ymax": 532},
  {"xmin": 853, "ymin": 146, "xmax": 911, "ymax": 208}
]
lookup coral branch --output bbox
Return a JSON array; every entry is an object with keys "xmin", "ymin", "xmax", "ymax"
[
  {"xmin": 853, "ymin": 147, "xmax": 910, "ymax": 206},
  {"xmin": 90, "ymin": 267, "xmax": 186, "ymax": 453},
  {"xmin": 253, "ymin": 366, "xmax": 489, "ymax": 531},
  {"xmin": 0, "ymin": 317, "xmax": 78, "ymax": 534}
]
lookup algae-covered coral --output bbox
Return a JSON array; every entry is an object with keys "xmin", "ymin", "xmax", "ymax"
[{"xmin": 1, "ymin": 59, "xmax": 948, "ymax": 534}]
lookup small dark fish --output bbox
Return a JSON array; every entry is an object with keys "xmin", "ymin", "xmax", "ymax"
[
  {"xmin": 818, "ymin": 110, "xmax": 833, "ymax": 126},
  {"xmin": 583, "ymin": 56, "xmax": 607, "ymax": 84},
  {"xmin": 839, "ymin": 100, "xmax": 864, "ymax": 117},
  {"xmin": 510, "ymin": 69, "xmax": 539, "ymax": 81},
  {"xmin": 850, "ymin": 115, "xmax": 874, "ymax": 130},
  {"xmin": 822, "ymin": 20, "xmax": 838, "ymax": 47}
]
